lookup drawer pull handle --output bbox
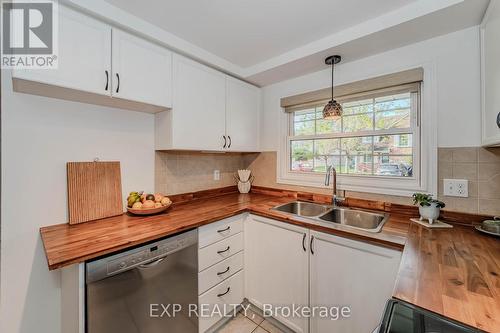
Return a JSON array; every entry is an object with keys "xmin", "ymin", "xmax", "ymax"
[
  {"xmin": 310, "ymin": 236, "xmax": 315, "ymax": 255},
  {"xmin": 217, "ymin": 287, "xmax": 231, "ymax": 297},
  {"xmin": 105, "ymin": 70, "xmax": 109, "ymax": 91},
  {"xmin": 217, "ymin": 246, "xmax": 230, "ymax": 254},
  {"xmin": 217, "ymin": 226, "xmax": 231, "ymax": 233},
  {"xmin": 217, "ymin": 266, "xmax": 230, "ymax": 275}
]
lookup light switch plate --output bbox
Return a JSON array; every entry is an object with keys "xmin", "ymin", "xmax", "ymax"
[
  {"xmin": 443, "ymin": 179, "xmax": 468, "ymax": 197},
  {"xmin": 213, "ymin": 169, "xmax": 220, "ymax": 181}
]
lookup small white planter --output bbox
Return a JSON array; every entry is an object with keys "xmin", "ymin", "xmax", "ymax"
[
  {"xmin": 238, "ymin": 180, "xmax": 251, "ymax": 194},
  {"xmin": 419, "ymin": 203, "xmax": 441, "ymax": 225}
]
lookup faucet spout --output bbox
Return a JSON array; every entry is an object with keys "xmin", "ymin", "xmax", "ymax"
[{"xmin": 325, "ymin": 165, "xmax": 343, "ymax": 207}]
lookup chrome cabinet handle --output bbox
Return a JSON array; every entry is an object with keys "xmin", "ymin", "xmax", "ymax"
[
  {"xmin": 105, "ymin": 70, "xmax": 109, "ymax": 91},
  {"xmin": 217, "ymin": 226, "xmax": 230, "ymax": 233},
  {"xmin": 116, "ymin": 73, "xmax": 120, "ymax": 93},
  {"xmin": 217, "ymin": 266, "xmax": 230, "ymax": 276},
  {"xmin": 222, "ymin": 135, "xmax": 227, "ymax": 148},
  {"xmin": 138, "ymin": 257, "xmax": 164, "ymax": 269},
  {"xmin": 217, "ymin": 246, "xmax": 230, "ymax": 254},
  {"xmin": 217, "ymin": 287, "xmax": 230, "ymax": 297},
  {"xmin": 302, "ymin": 233, "xmax": 307, "ymax": 252},
  {"xmin": 310, "ymin": 236, "xmax": 315, "ymax": 255},
  {"xmin": 228, "ymin": 136, "xmax": 232, "ymax": 148}
]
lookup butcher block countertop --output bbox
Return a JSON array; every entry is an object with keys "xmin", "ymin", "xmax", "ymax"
[{"xmin": 40, "ymin": 189, "xmax": 499, "ymax": 332}]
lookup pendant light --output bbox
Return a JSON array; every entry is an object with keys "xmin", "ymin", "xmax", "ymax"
[{"xmin": 322, "ymin": 55, "xmax": 342, "ymax": 120}]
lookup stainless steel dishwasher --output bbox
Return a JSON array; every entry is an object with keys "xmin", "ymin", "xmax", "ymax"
[{"xmin": 86, "ymin": 229, "xmax": 198, "ymax": 333}]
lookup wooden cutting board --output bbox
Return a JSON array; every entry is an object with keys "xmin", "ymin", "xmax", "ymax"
[{"xmin": 67, "ymin": 161, "xmax": 123, "ymax": 224}]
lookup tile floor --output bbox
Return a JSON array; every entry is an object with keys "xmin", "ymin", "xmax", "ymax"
[{"xmin": 216, "ymin": 308, "xmax": 286, "ymax": 333}]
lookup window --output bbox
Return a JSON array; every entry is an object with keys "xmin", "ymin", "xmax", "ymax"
[{"xmin": 289, "ymin": 91, "xmax": 418, "ymax": 179}]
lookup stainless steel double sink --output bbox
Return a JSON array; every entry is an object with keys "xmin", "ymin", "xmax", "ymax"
[{"xmin": 271, "ymin": 201, "xmax": 389, "ymax": 233}]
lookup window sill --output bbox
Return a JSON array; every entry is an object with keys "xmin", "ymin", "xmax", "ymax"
[{"xmin": 276, "ymin": 173, "xmax": 426, "ymax": 197}]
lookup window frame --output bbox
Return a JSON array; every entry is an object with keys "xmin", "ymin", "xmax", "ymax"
[{"xmin": 277, "ymin": 75, "xmax": 437, "ymax": 197}]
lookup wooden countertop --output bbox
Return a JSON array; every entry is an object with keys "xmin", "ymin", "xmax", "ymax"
[
  {"xmin": 393, "ymin": 222, "xmax": 500, "ymax": 332},
  {"xmin": 40, "ymin": 191, "xmax": 499, "ymax": 332},
  {"xmin": 40, "ymin": 193, "xmax": 407, "ymax": 270}
]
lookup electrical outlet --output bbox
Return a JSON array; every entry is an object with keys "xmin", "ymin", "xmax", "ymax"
[
  {"xmin": 213, "ymin": 170, "xmax": 220, "ymax": 181},
  {"xmin": 443, "ymin": 179, "xmax": 468, "ymax": 197}
]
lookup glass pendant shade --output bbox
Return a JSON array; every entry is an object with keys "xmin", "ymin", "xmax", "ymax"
[{"xmin": 323, "ymin": 99, "xmax": 342, "ymax": 120}]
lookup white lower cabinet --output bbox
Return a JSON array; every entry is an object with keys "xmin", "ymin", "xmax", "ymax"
[
  {"xmin": 245, "ymin": 215, "xmax": 309, "ymax": 333},
  {"xmin": 309, "ymin": 231, "xmax": 402, "ymax": 333}
]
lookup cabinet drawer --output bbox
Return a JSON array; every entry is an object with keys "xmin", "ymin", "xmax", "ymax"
[
  {"xmin": 198, "ymin": 233, "xmax": 243, "ymax": 271},
  {"xmin": 198, "ymin": 251, "xmax": 244, "ymax": 295},
  {"xmin": 198, "ymin": 270, "xmax": 244, "ymax": 333},
  {"xmin": 199, "ymin": 215, "xmax": 244, "ymax": 248}
]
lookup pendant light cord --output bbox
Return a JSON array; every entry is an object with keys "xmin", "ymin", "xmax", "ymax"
[{"xmin": 331, "ymin": 61, "xmax": 334, "ymax": 101}]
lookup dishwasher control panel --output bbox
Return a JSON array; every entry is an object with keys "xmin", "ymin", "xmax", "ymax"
[{"xmin": 86, "ymin": 229, "xmax": 198, "ymax": 283}]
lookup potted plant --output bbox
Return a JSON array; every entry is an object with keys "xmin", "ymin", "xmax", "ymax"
[{"xmin": 412, "ymin": 193, "xmax": 446, "ymax": 225}]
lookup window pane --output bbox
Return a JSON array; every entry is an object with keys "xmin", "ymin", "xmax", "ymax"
[
  {"xmin": 316, "ymin": 118, "xmax": 341, "ymax": 134},
  {"xmin": 313, "ymin": 156, "xmax": 328, "ymax": 173},
  {"xmin": 344, "ymin": 155, "xmax": 373, "ymax": 175},
  {"xmin": 291, "ymin": 140, "xmax": 314, "ymax": 172},
  {"xmin": 342, "ymin": 136, "xmax": 373, "ymax": 155},
  {"xmin": 315, "ymin": 138, "xmax": 341, "ymax": 155},
  {"xmin": 294, "ymin": 108, "xmax": 316, "ymax": 121},
  {"xmin": 375, "ymin": 93, "xmax": 411, "ymax": 111},
  {"xmin": 289, "ymin": 91, "xmax": 417, "ymax": 178},
  {"xmin": 375, "ymin": 109, "xmax": 410, "ymax": 130},
  {"xmin": 343, "ymin": 113, "xmax": 373, "ymax": 132},
  {"xmin": 374, "ymin": 155, "xmax": 413, "ymax": 177},
  {"xmin": 294, "ymin": 120, "xmax": 315, "ymax": 135},
  {"xmin": 374, "ymin": 135, "xmax": 413, "ymax": 155},
  {"xmin": 342, "ymin": 98, "xmax": 373, "ymax": 115}
]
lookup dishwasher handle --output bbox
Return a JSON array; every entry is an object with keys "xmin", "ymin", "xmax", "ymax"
[{"xmin": 138, "ymin": 257, "xmax": 165, "ymax": 269}]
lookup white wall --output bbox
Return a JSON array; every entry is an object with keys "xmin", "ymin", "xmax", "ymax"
[
  {"xmin": 0, "ymin": 71, "xmax": 155, "ymax": 333},
  {"xmin": 260, "ymin": 26, "xmax": 482, "ymax": 150}
]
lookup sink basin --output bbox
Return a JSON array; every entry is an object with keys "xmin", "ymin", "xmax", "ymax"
[
  {"xmin": 318, "ymin": 208, "xmax": 388, "ymax": 233},
  {"xmin": 272, "ymin": 201, "xmax": 333, "ymax": 217}
]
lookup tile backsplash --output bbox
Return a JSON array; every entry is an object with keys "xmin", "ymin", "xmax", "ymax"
[
  {"xmin": 155, "ymin": 151, "xmax": 246, "ymax": 195},
  {"xmin": 438, "ymin": 147, "xmax": 500, "ymax": 216},
  {"xmin": 155, "ymin": 147, "xmax": 500, "ymax": 216}
]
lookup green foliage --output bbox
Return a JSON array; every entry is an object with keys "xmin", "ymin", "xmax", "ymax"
[
  {"xmin": 412, "ymin": 193, "xmax": 446, "ymax": 208},
  {"xmin": 292, "ymin": 146, "xmax": 313, "ymax": 162}
]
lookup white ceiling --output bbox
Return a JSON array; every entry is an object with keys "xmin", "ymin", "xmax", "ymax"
[
  {"xmin": 103, "ymin": 0, "xmax": 418, "ymax": 67},
  {"xmin": 66, "ymin": 0, "xmax": 490, "ymax": 85}
]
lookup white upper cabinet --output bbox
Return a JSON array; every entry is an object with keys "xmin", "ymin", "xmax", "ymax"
[
  {"xmin": 225, "ymin": 77, "xmax": 260, "ymax": 152},
  {"xmin": 111, "ymin": 29, "xmax": 172, "ymax": 108},
  {"xmin": 12, "ymin": 5, "xmax": 172, "ymax": 113},
  {"xmin": 309, "ymin": 231, "xmax": 401, "ymax": 333},
  {"xmin": 13, "ymin": 5, "xmax": 111, "ymax": 96},
  {"xmin": 155, "ymin": 55, "xmax": 261, "ymax": 152},
  {"xmin": 245, "ymin": 215, "xmax": 309, "ymax": 333},
  {"xmin": 481, "ymin": 0, "xmax": 500, "ymax": 146},
  {"xmin": 169, "ymin": 55, "xmax": 226, "ymax": 150}
]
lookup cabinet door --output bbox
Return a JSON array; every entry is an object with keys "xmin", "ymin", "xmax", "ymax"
[
  {"xmin": 309, "ymin": 231, "xmax": 401, "ymax": 333},
  {"xmin": 245, "ymin": 215, "xmax": 309, "ymax": 333},
  {"xmin": 171, "ymin": 55, "xmax": 226, "ymax": 150},
  {"xmin": 481, "ymin": 0, "xmax": 500, "ymax": 146},
  {"xmin": 13, "ymin": 5, "xmax": 111, "ymax": 96},
  {"xmin": 225, "ymin": 77, "xmax": 260, "ymax": 151},
  {"xmin": 112, "ymin": 29, "xmax": 172, "ymax": 107}
]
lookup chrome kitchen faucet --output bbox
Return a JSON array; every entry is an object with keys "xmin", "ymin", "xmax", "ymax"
[{"xmin": 325, "ymin": 165, "xmax": 345, "ymax": 207}]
